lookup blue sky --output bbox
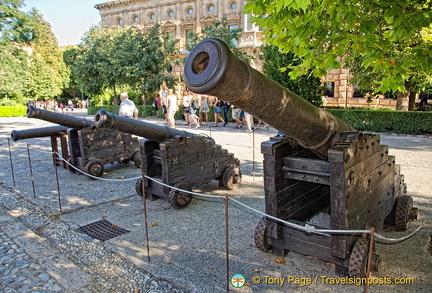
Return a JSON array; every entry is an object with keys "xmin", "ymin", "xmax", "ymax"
[{"xmin": 23, "ymin": 0, "xmax": 104, "ymax": 46}]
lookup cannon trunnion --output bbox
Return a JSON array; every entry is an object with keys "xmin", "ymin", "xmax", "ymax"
[
  {"xmin": 184, "ymin": 38, "xmax": 418, "ymax": 276},
  {"xmin": 25, "ymin": 106, "xmax": 141, "ymax": 177},
  {"xmin": 94, "ymin": 110, "xmax": 241, "ymax": 208}
]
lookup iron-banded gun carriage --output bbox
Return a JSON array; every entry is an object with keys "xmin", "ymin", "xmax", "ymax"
[
  {"xmin": 94, "ymin": 110, "xmax": 241, "ymax": 208},
  {"xmin": 25, "ymin": 106, "xmax": 141, "ymax": 177},
  {"xmin": 184, "ymin": 38, "xmax": 418, "ymax": 276}
]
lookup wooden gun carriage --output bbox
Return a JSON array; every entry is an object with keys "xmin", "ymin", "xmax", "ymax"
[
  {"xmin": 94, "ymin": 110, "xmax": 241, "ymax": 208},
  {"xmin": 183, "ymin": 38, "xmax": 418, "ymax": 276},
  {"xmin": 25, "ymin": 106, "xmax": 141, "ymax": 177}
]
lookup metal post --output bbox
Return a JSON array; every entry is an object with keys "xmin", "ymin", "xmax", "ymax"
[
  {"xmin": 26, "ymin": 144, "xmax": 36, "ymax": 198},
  {"xmin": 142, "ymin": 172, "xmax": 151, "ymax": 262},
  {"xmin": 52, "ymin": 152, "xmax": 62, "ymax": 213},
  {"xmin": 225, "ymin": 194, "xmax": 230, "ymax": 292},
  {"xmin": 252, "ymin": 129, "xmax": 255, "ymax": 180},
  {"xmin": 7, "ymin": 138, "xmax": 16, "ymax": 187},
  {"xmin": 364, "ymin": 227, "xmax": 375, "ymax": 293}
]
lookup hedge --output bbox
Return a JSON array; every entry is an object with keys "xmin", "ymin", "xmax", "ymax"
[
  {"xmin": 327, "ymin": 109, "xmax": 432, "ymax": 135},
  {"xmin": 0, "ymin": 107, "xmax": 27, "ymax": 117}
]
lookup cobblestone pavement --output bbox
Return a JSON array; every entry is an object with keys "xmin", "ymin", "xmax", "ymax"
[
  {"xmin": 0, "ymin": 228, "xmax": 63, "ymax": 293},
  {"xmin": 0, "ymin": 184, "xmax": 185, "ymax": 293}
]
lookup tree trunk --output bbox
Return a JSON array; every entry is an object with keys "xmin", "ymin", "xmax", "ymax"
[
  {"xmin": 396, "ymin": 90, "xmax": 409, "ymax": 111},
  {"xmin": 408, "ymin": 92, "xmax": 416, "ymax": 111}
]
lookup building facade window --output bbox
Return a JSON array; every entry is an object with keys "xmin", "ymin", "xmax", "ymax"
[
  {"xmin": 353, "ymin": 85, "xmax": 364, "ymax": 97},
  {"xmin": 187, "ymin": 8, "xmax": 193, "ymax": 15},
  {"xmin": 324, "ymin": 82, "xmax": 335, "ymax": 97},
  {"xmin": 117, "ymin": 18, "xmax": 123, "ymax": 25},
  {"xmin": 185, "ymin": 29, "xmax": 194, "ymax": 49},
  {"xmin": 150, "ymin": 13, "xmax": 156, "ymax": 20},
  {"xmin": 229, "ymin": 25, "xmax": 238, "ymax": 47},
  {"xmin": 208, "ymin": 4, "xmax": 215, "ymax": 12},
  {"xmin": 230, "ymin": 2, "xmax": 237, "ymax": 9},
  {"xmin": 167, "ymin": 31, "xmax": 175, "ymax": 40},
  {"xmin": 133, "ymin": 15, "xmax": 138, "ymax": 22},
  {"xmin": 168, "ymin": 10, "xmax": 174, "ymax": 18}
]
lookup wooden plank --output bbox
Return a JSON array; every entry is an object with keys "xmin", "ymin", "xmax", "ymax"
[
  {"xmin": 346, "ymin": 171, "xmax": 395, "ymax": 229},
  {"xmin": 345, "ymin": 157, "xmax": 395, "ymax": 207},
  {"xmin": 276, "ymin": 181, "xmax": 315, "ymax": 208},
  {"xmin": 262, "ymin": 140, "xmax": 301, "ymax": 239},
  {"xmin": 282, "ymin": 227, "xmax": 349, "ymax": 266},
  {"xmin": 277, "ymin": 185, "xmax": 329, "ymax": 219},
  {"xmin": 282, "ymin": 190, "xmax": 330, "ymax": 222},
  {"xmin": 67, "ymin": 129, "xmax": 81, "ymax": 167},
  {"xmin": 329, "ymin": 134, "xmax": 383, "ymax": 167},
  {"xmin": 283, "ymin": 157, "xmax": 330, "ymax": 185},
  {"xmin": 284, "ymin": 157, "xmax": 330, "ymax": 174},
  {"xmin": 328, "ymin": 146, "xmax": 348, "ymax": 259}
]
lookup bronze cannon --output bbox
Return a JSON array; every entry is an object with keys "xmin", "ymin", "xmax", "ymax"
[
  {"xmin": 11, "ymin": 125, "xmax": 71, "ymax": 169},
  {"xmin": 94, "ymin": 109, "xmax": 241, "ymax": 208},
  {"xmin": 184, "ymin": 38, "xmax": 418, "ymax": 276},
  {"xmin": 25, "ymin": 105, "xmax": 141, "ymax": 177},
  {"xmin": 11, "ymin": 125, "xmax": 69, "ymax": 142}
]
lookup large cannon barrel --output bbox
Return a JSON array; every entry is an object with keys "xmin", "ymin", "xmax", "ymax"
[
  {"xmin": 94, "ymin": 109, "xmax": 199, "ymax": 142},
  {"xmin": 183, "ymin": 38, "xmax": 356, "ymax": 159},
  {"xmin": 26, "ymin": 105, "xmax": 93, "ymax": 129},
  {"xmin": 11, "ymin": 125, "xmax": 69, "ymax": 141}
]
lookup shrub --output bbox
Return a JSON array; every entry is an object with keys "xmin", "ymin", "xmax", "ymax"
[
  {"xmin": 0, "ymin": 107, "xmax": 27, "ymax": 117},
  {"xmin": 328, "ymin": 109, "xmax": 432, "ymax": 135}
]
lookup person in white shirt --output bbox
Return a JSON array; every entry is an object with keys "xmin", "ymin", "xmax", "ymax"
[
  {"xmin": 166, "ymin": 89, "xmax": 178, "ymax": 128},
  {"xmin": 119, "ymin": 92, "xmax": 138, "ymax": 119}
]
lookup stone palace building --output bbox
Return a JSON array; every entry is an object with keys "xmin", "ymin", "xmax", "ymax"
[{"xmin": 95, "ymin": 0, "xmax": 396, "ymax": 108}]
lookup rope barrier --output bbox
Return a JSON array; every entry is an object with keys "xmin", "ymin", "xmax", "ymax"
[
  {"xmin": 13, "ymin": 142, "xmax": 424, "ymax": 244},
  {"xmin": 51, "ymin": 150, "xmax": 141, "ymax": 182}
]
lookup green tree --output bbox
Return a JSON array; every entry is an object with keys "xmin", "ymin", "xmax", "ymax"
[
  {"xmin": 245, "ymin": 0, "xmax": 432, "ymax": 110},
  {"xmin": 0, "ymin": 0, "xmax": 29, "ymax": 102},
  {"xmin": 62, "ymin": 45, "xmax": 81, "ymax": 100},
  {"xmin": 24, "ymin": 8, "xmax": 68, "ymax": 101},
  {"xmin": 0, "ymin": 39, "xmax": 28, "ymax": 101},
  {"xmin": 74, "ymin": 24, "xmax": 177, "ymax": 105},
  {"xmin": 261, "ymin": 44, "xmax": 324, "ymax": 106},
  {"xmin": 135, "ymin": 24, "xmax": 178, "ymax": 104},
  {"xmin": 185, "ymin": 17, "xmax": 250, "ymax": 63}
]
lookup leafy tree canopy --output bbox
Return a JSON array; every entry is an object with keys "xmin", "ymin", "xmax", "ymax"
[
  {"xmin": 72, "ymin": 24, "xmax": 178, "ymax": 105},
  {"xmin": 186, "ymin": 18, "xmax": 250, "ymax": 62},
  {"xmin": 261, "ymin": 44, "xmax": 324, "ymax": 106},
  {"xmin": 24, "ymin": 8, "xmax": 68, "ymax": 100},
  {"xmin": 0, "ymin": 1, "xmax": 67, "ymax": 102},
  {"xmin": 245, "ymin": 0, "xmax": 432, "ymax": 95}
]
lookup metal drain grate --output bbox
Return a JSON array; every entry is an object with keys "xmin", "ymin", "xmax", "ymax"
[{"xmin": 77, "ymin": 219, "xmax": 130, "ymax": 241}]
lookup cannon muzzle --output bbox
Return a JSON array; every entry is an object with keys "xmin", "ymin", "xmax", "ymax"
[
  {"xmin": 184, "ymin": 38, "xmax": 355, "ymax": 159},
  {"xmin": 94, "ymin": 109, "xmax": 199, "ymax": 142},
  {"xmin": 11, "ymin": 125, "xmax": 69, "ymax": 141},
  {"xmin": 27, "ymin": 105, "xmax": 93, "ymax": 129}
]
